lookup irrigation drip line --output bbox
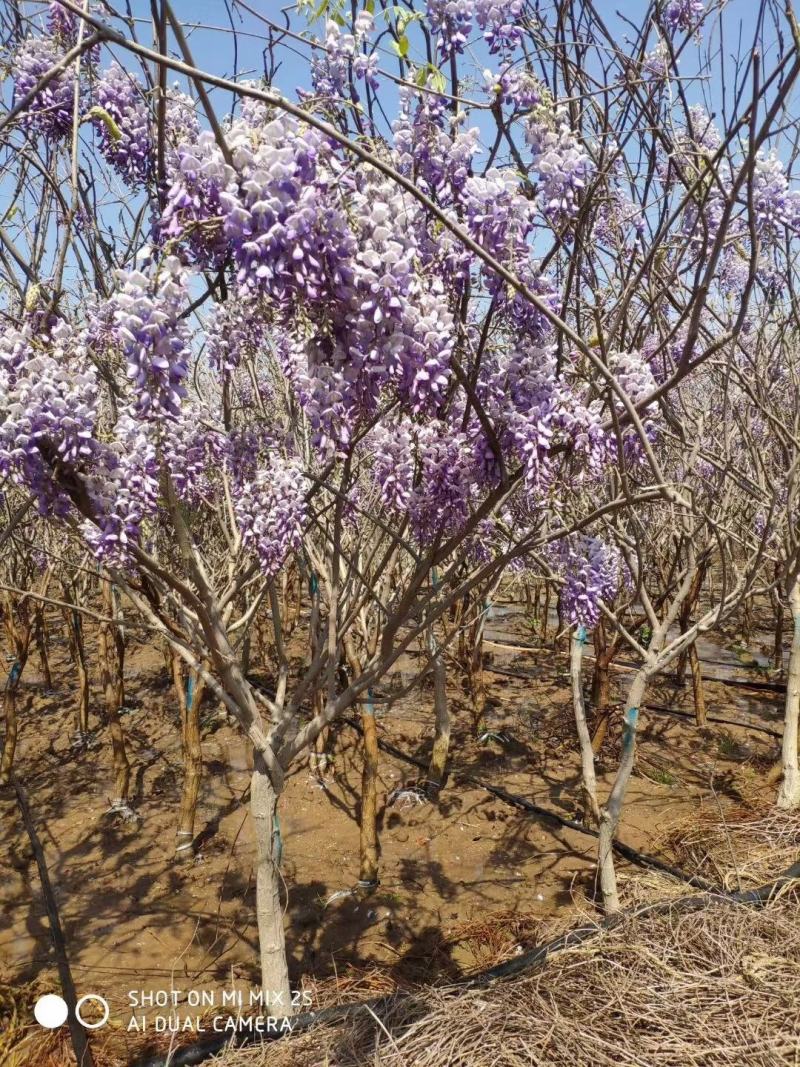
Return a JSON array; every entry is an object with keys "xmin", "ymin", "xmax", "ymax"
[
  {"xmin": 343, "ymin": 718, "xmax": 718, "ymax": 893},
  {"xmin": 464, "ymin": 856, "xmax": 800, "ymax": 986},
  {"xmin": 643, "ymin": 701, "xmax": 783, "ymax": 737},
  {"xmin": 486, "ymin": 644, "xmax": 785, "ymax": 695},
  {"xmin": 485, "ymin": 661, "xmax": 783, "ymax": 736},
  {"xmin": 12, "ymin": 775, "xmax": 96, "ymax": 1067},
  {"xmin": 130, "ymin": 856, "xmax": 800, "ymax": 1067}
]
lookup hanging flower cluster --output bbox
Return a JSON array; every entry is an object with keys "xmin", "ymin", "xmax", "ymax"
[
  {"xmin": 92, "ymin": 62, "xmax": 153, "ymax": 186},
  {"xmin": 549, "ymin": 535, "xmax": 623, "ymax": 628},
  {"xmin": 234, "ymin": 458, "xmax": 309, "ymax": 579},
  {"xmin": 663, "ymin": 0, "xmax": 706, "ymax": 35},
  {"xmin": 475, "ymin": 0, "xmax": 525, "ymax": 53},
  {"xmin": 112, "ymin": 255, "xmax": 190, "ymax": 418},
  {"xmin": 0, "ymin": 321, "xmax": 98, "ymax": 514},
  {"xmin": 527, "ymin": 119, "xmax": 595, "ymax": 223},
  {"xmin": 13, "ymin": 35, "xmax": 75, "ymax": 138}
]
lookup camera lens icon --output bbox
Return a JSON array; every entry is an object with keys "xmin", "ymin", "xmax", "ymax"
[
  {"xmin": 76, "ymin": 994, "xmax": 110, "ymax": 1029},
  {"xmin": 34, "ymin": 993, "xmax": 110, "ymax": 1030},
  {"xmin": 34, "ymin": 994, "xmax": 68, "ymax": 1029}
]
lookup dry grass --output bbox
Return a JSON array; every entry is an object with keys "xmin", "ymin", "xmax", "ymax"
[
  {"xmin": 438, "ymin": 909, "xmax": 544, "ymax": 970},
  {"xmin": 211, "ymin": 890, "xmax": 800, "ymax": 1067},
  {"xmin": 0, "ymin": 973, "xmax": 121, "ymax": 1067},
  {"xmin": 213, "ymin": 806, "xmax": 800, "ymax": 1067},
  {"xmin": 4, "ymin": 808, "xmax": 799, "ymax": 1067},
  {"xmin": 661, "ymin": 805, "xmax": 800, "ymax": 891}
]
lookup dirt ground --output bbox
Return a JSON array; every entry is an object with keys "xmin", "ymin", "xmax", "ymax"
[{"xmin": 0, "ymin": 601, "xmax": 787, "ymax": 1063}]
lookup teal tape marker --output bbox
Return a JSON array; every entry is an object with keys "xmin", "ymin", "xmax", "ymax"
[{"xmin": 622, "ymin": 706, "xmax": 639, "ymax": 752}]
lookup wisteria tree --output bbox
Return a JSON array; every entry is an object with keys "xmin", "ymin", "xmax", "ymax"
[{"xmin": 2, "ymin": 0, "xmax": 800, "ymax": 1006}]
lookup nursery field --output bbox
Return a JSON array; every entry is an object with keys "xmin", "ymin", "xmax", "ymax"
[
  {"xmin": 2, "ymin": 595, "xmax": 798, "ymax": 1066},
  {"xmin": 3, "ymin": 0, "xmax": 800, "ymax": 1063}
]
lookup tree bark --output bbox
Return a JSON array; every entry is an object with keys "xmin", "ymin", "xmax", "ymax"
[
  {"xmin": 63, "ymin": 589, "xmax": 90, "ymax": 741},
  {"xmin": 590, "ymin": 619, "xmax": 615, "ymax": 754},
  {"xmin": 597, "ymin": 668, "xmax": 649, "ymax": 913},
  {"xmin": 571, "ymin": 626, "xmax": 601, "ymax": 824},
  {"xmin": 689, "ymin": 642, "xmax": 706, "ymax": 727},
  {"xmin": 33, "ymin": 605, "xmax": 52, "ymax": 691},
  {"xmin": 1, "ymin": 658, "xmax": 25, "ymax": 785},
  {"xmin": 771, "ymin": 584, "xmax": 785, "ymax": 675},
  {"xmin": 467, "ymin": 608, "xmax": 488, "ymax": 736},
  {"xmin": 250, "ymin": 756, "xmax": 292, "ymax": 1010},
  {"xmin": 542, "ymin": 582, "xmax": 551, "ymax": 643},
  {"xmin": 676, "ymin": 564, "xmax": 706, "ymax": 684},
  {"xmin": 359, "ymin": 693, "xmax": 380, "ymax": 887},
  {"xmin": 426, "ymin": 631, "xmax": 450, "ymax": 798},
  {"xmin": 1, "ymin": 597, "xmax": 31, "ymax": 785},
  {"xmin": 777, "ymin": 582, "xmax": 800, "ymax": 809},
  {"xmin": 171, "ymin": 649, "xmax": 203, "ymax": 859},
  {"xmin": 99, "ymin": 581, "xmax": 131, "ymax": 809},
  {"xmin": 310, "ymin": 688, "xmax": 331, "ymax": 774}
]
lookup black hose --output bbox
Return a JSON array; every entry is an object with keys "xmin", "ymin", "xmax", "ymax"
[
  {"xmin": 130, "ymin": 1001, "xmax": 388, "ymax": 1067},
  {"xmin": 344, "ymin": 717, "xmax": 719, "ymax": 893},
  {"xmin": 487, "ymin": 660, "xmax": 786, "ymax": 694},
  {"xmin": 642, "ymin": 700, "xmax": 782, "ymax": 737},
  {"xmin": 130, "ymin": 858, "xmax": 800, "ymax": 1067}
]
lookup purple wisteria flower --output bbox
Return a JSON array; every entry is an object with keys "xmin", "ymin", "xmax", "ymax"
[
  {"xmin": 426, "ymin": 0, "xmax": 473, "ymax": 57},
  {"xmin": 112, "ymin": 254, "xmax": 190, "ymax": 418},
  {"xmin": 475, "ymin": 0, "xmax": 525, "ymax": 53},
  {"xmin": 484, "ymin": 65, "xmax": 542, "ymax": 109},
  {"xmin": 81, "ymin": 413, "xmax": 159, "ymax": 566},
  {"xmin": 752, "ymin": 152, "xmax": 800, "ymax": 238},
  {"xmin": 549, "ymin": 535, "xmax": 623, "ymax": 628},
  {"xmin": 206, "ymin": 290, "xmax": 268, "ymax": 377},
  {"xmin": 527, "ymin": 120, "xmax": 595, "ymax": 223},
  {"xmin": 47, "ymin": 1, "xmax": 77, "ymax": 45},
  {"xmin": 663, "ymin": 0, "xmax": 705, "ymax": 35},
  {"xmin": 92, "ymin": 62, "xmax": 153, "ymax": 186},
  {"xmin": 0, "ymin": 321, "xmax": 98, "ymax": 514},
  {"xmin": 234, "ymin": 458, "xmax": 309, "ymax": 579},
  {"xmin": 13, "ymin": 35, "xmax": 75, "ymax": 138}
]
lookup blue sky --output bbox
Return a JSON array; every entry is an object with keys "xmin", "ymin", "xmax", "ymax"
[{"xmin": 2, "ymin": 0, "xmax": 796, "ymax": 300}]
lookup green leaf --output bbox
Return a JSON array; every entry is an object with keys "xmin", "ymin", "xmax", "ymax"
[
  {"xmin": 415, "ymin": 63, "xmax": 446, "ymax": 93},
  {"xmin": 83, "ymin": 106, "xmax": 122, "ymax": 143},
  {"xmin": 397, "ymin": 10, "xmax": 423, "ymax": 34},
  {"xmin": 392, "ymin": 33, "xmax": 409, "ymax": 58}
]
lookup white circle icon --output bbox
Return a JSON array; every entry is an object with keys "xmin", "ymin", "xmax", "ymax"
[
  {"xmin": 75, "ymin": 994, "xmax": 110, "ymax": 1030},
  {"xmin": 34, "ymin": 994, "xmax": 68, "ymax": 1029}
]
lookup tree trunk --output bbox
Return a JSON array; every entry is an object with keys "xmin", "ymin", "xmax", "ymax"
[
  {"xmin": 0, "ymin": 658, "xmax": 25, "ymax": 785},
  {"xmin": 33, "ymin": 606, "xmax": 52, "ymax": 691},
  {"xmin": 467, "ymin": 610, "xmax": 488, "ymax": 736},
  {"xmin": 555, "ymin": 591, "xmax": 566, "ymax": 648},
  {"xmin": 590, "ymin": 620, "xmax": 614, "ymax": 754},
  {"xmin": 426, "ymin": 634, "xmax": 450, "ymax": 798},
  {"xmin": 310, "ymin": 688, "xmax": 331, "ymax": 774},
  {"xmin": 571, "ymin": 626, "xmax": 600, "ymax": 824},
  {"xmin": 63, "ymin": 594, "xmax": 90, "ymax": 742},
  {"xmin": 771, "ymin": 585, "xmax": 785, "ymax": 675},
  {"xmin": 676, "ymin": 564, "xmax": 706, "ymax": 684},
  {"xmin": 250, "ymin": 757, "xmax": 292, "ymax": 1011},
  {"xmin": 689, "ymin": 642, "xmax": 706, "ymax": 727},
  {"xmin": 172, "ymin": 650, "xmax": 203, "ymax": 859},
  {"xmin": 742, "ymin": 597, "xmax": 753, "ymax": 647},
  {"xmin": 358, "ymin": 694, "xmax": 380, "ymax": 888},
  {"xmin": 597, "ymin": 669, "xmax": 648, "ymax": 913},
  {"xmin": 99, "ymin": 582, "xmax": 131, "ymax": 809},
  {"xmin": 0, "ymin": 597, "xmax": 31, "ymax": 785},
  {"xmin": 777, "ymin": 582, "xmax": 800, "ymax": 809}
]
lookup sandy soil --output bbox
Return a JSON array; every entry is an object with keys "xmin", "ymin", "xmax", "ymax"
[{"xmin": 0, "ymin": 601, "xmax": 784, "ymax": 1060}]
